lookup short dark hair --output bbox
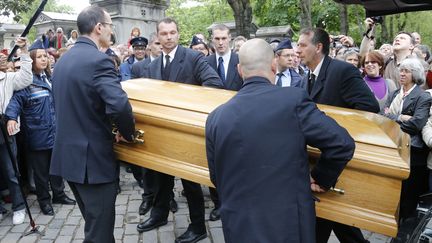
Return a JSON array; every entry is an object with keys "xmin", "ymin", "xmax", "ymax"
[
  {"xmin": 395, "ymin": 31, "xmax": 415, "ymax": 46},
  {"xmin": 156, "ymin": 17, "xmax": 179, "ymax": 33},
  {"xmin": 300, "ymin": 27, "xmax": 330, "ymax": 56},
  {"xmin": 77, "ymin": 6, "xmax": 107, "ymax": 35},
  {"xmin": 211, "ymin": 24, "xmax": 230, "ymax": 35}
]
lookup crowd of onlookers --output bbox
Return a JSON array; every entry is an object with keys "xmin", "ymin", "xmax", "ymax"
[{"xmin": 1, "ymin": 16, "xmax": 432, "ymax": 240}]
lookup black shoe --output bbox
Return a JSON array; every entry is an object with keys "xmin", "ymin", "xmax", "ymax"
[
  {"xmin": 137, "ymin": 217, "xmax": 167, "ymax": 232},
  {"xmin": 52, "ymin": 196, "xmax": 76, "ymax": 205},
  {"xmin": 209, "ymin": 207, "xmax": 220, "ymax": 221},
  {"xmin": 40, "ymin": 203, "xmax": 54, "ymax": 215},
  {"xmin": 139, "ymin": 200, "xmax": 152, "ymax": 215},
  {"xmin": 170, "ymin": 199, "xmax": 178, "ymax": 213},
  {"xmin": 175, "ymin": 229, "xmax": 207, "ymax": 243}
]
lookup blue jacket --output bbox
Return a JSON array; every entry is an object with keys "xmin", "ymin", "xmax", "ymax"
[
  {"xmin": 6, "ymin": 74, "xmax": 55, "ymax": 151},
  {"xmin": 119, "ymin": 55, "xmax": 135, "ymax": 81}
]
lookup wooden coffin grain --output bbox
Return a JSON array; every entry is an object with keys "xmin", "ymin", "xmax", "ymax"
[{"xmin": 115, "ymin": 78, "xmax": 410, "ymax": 237}]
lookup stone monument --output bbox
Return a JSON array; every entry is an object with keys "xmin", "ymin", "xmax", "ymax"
[{"xmin": 90, "ymin": 0, "xmax": 169, "ymax": 45}]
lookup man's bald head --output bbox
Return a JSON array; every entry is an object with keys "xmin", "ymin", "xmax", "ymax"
[{"xmin": 238, "ymin": 39, "xmax": 276, "ymax": 81}]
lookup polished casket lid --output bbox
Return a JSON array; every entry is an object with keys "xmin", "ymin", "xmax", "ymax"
[{"xmin": 118, "ymin": 78, "xmax": 410, "ymax": 237}]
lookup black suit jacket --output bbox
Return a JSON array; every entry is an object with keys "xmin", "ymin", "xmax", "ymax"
[
  {"xmin": 144, "ymin": 45, "xmax": 223, "ymax": 88},
  {"xmin": 131, "ymin": 58, "xmax": 152, "ymax": 79},
  {"xmin": 50, "ymin": 37, "xmax": 135, "ymax": 184},
  {"xmin": 205, "ymin": 52, "xmax": 243, "ymax": 91},
  {"xmin": 206, "ymin": 77, "xmax": 354, "ymax": 242},
  {"xmin": 301, "ymin": 56, "xmax": 380, "ymax": 113}
]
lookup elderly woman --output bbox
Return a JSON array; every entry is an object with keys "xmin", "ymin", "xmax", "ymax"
[
  {"xmin": 382, "ymin": 58, "xmax": 432, "ymax": 222},
  {"xmin": 362, "ymin": 51, "xmax": 397, "ymax": 109},
  {"xmin": 5, "ymin": 38, "xmax": 76, "ymax": 216},
  {"xmin": 343, "ymin": 49, "xmax": 361, "ymax": 68}
]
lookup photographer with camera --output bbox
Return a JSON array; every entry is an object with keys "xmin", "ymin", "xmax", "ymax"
[
  {"xmin": 0, "ymin": 37, "xmax": 33, "ymax": 225},
  {"xmin": 330, "ymin": 34, "xmax": 355, "ymax": 59}
]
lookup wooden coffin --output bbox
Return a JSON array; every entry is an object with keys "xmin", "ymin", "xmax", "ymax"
[{"xmin": 115, "ymin": 78, "xmax": 410, "ymax": 237}]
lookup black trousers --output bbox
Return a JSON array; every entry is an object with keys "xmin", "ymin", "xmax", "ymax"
[
  {"xmin": 141, "ymin": 167, "xmax": 156, "ymax": 201},
  {"xmin": 69, "ymin": 181, "xmax": 116, "ymax": 243},
  {"xmin": 28, "ymin": 149, "xmax": 66, "ymax": 205},
  {"xmin": 399, "ymin": 147, "xmax": 429, "ymax": 221},
  {"xmin": 150, "ymin": 171, "xmax": 205, "ymax": 233},
  {"xmin": 316, "ymin": 218, "xmax": 368, "ymax": 243},
  {"xmin": 209, "ymin": 187, "xmax": 219, "ymax": 208}
]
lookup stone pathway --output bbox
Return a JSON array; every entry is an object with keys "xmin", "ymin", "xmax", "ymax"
[{"xmin": 0, "ymin": 165, "xmax": 392, "ymax": 242}]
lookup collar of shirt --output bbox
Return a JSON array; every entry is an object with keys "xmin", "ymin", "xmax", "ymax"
[
  {"xmin": 275, "ymin": 69, "xmax": 292, "ymax": 87},
  {"xmin": 312, "ymin": 57, "xmax": 325, "ymax": 78},
  {"xmin": 163, "ymin": 45, "xmax": 179, "ymax": 66},
  {"xmin": 216, "ymin": 50, "xmax": 231, "ymax": 64},
  {"xmin": 401, "ymin": 84, "xmax": 417, "ymax": 97}
]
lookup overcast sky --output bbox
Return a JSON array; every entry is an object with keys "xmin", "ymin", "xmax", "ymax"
[{"xmin": 57, "ymin": 0, "xmax": 90, "ymax": 13}]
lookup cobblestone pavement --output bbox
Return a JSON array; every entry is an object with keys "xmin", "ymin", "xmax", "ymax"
[{"xmin": 0, "ymin": 165, "xmax": 392, "ymax": 243}]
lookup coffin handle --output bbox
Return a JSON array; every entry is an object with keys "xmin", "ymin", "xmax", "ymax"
[
  {"xmin": 112, "ymin": 128, "xmax": 145, "ymax": 144},
  {"xmin": 330, "ymin": 187, "xmax": 345, "ymax": 195},
  {"xmin": 134, "ymin": 129, "xmax": 145, "ymax": 144}
]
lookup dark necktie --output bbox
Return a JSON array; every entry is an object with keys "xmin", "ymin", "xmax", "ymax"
[
  {"xmin": 162, "ymin": 55, "xmax": 171, "ymax": 80},
  {"xmin": 218, "ymin": 57, "xmax": 225, "ymax": 83},
  {"xmin": 308, "ymin": 73, "xmax": 316, "ymax": 94},
  {"xmin": 276, "ymin": 73, "xmax": 284, "ymax": 87},
  {"xmin": 41, "ymin": 74, "xmax": 51, "ymax": 87}
]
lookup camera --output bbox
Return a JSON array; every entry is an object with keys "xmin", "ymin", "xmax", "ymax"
[{"xmin": 370, "ymin": 16, "xmax": 383, "ymax": 25}]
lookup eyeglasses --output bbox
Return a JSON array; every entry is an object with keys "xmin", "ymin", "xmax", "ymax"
[
  {"xmin": 364, "ymin": 61, "xmax": 378, "ymax": 65},
  {"xmin": 101, "ymin": 22, "xmax": 115, "ymax": 30}
]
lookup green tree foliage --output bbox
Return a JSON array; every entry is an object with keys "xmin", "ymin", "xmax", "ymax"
[
  {"xmin": 17, "ymin": 0, "xmax": 73, "ymax": 42},
  {"xmin": 1, "ymin": 0, "xmax": 34, "ymax": 22},
  {"xmin": 166, "ymin": 0, "xmax": 233, "ymax": 45}
]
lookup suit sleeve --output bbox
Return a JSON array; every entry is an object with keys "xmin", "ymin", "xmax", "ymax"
[
  {"xmin": 193, "ymin": 53, "xmax": 224, "ymax": 89},
  {"xmin": 400, "ymin": 92, "xmax": 432, "ymax": 135},
  {"xmin": 297, "ymin": 90, "xmax": 355, "ymax": 189},
  {"xmin": 340, "ymin": 65, "xmax": 380, "ymax": 113},
  {"xmin": 205, "ymin": 111, "xmax": 217, "ymax": 186},
  {"xmin": 93, "ymin": 57, "xmax": 135, "ymax": 141}
]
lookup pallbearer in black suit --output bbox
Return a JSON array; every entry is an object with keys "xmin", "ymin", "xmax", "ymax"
[
  {"xmin": 204, "ymin": 24, "xmax": 243, "ymax": 222},
  {"xmin": 297, "ymin": 27, "xmax": 379, "ymax": 243},
  {"xmin": 205, "ymin": 24, "xmax": 243, "ymax": 91},
  {"xmin": 50, "ymin": 6, "xmax": 135, "ymax": 243},
  {"xmin": 131, "ymin": 33, "xmax": 178, "ymax": 216},
  {"xmin": 136, "ymin": 17, "xmax": 223, "ymax": 243},
  {"xmin": 206, "ymin": 38, "xmax": 354, "ymax": 243}
]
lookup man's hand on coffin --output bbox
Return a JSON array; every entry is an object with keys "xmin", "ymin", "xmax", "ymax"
[
  {"xmin": 310, "ymin": 175, "xmax": 326, "ymax": 193},
  {"xmin": 115, "ymin": 131, "xmax": 130, "ymax": 143}
]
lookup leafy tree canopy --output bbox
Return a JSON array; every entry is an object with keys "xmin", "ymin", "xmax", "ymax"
[{"xmin": 166, "ymin": 0, "xmax": 233, "ymax": 45}]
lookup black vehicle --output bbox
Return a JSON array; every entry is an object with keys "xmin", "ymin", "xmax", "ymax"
[{"xmin": 334, "ymin": 0, "xmax": 432, "ymax": 16}]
